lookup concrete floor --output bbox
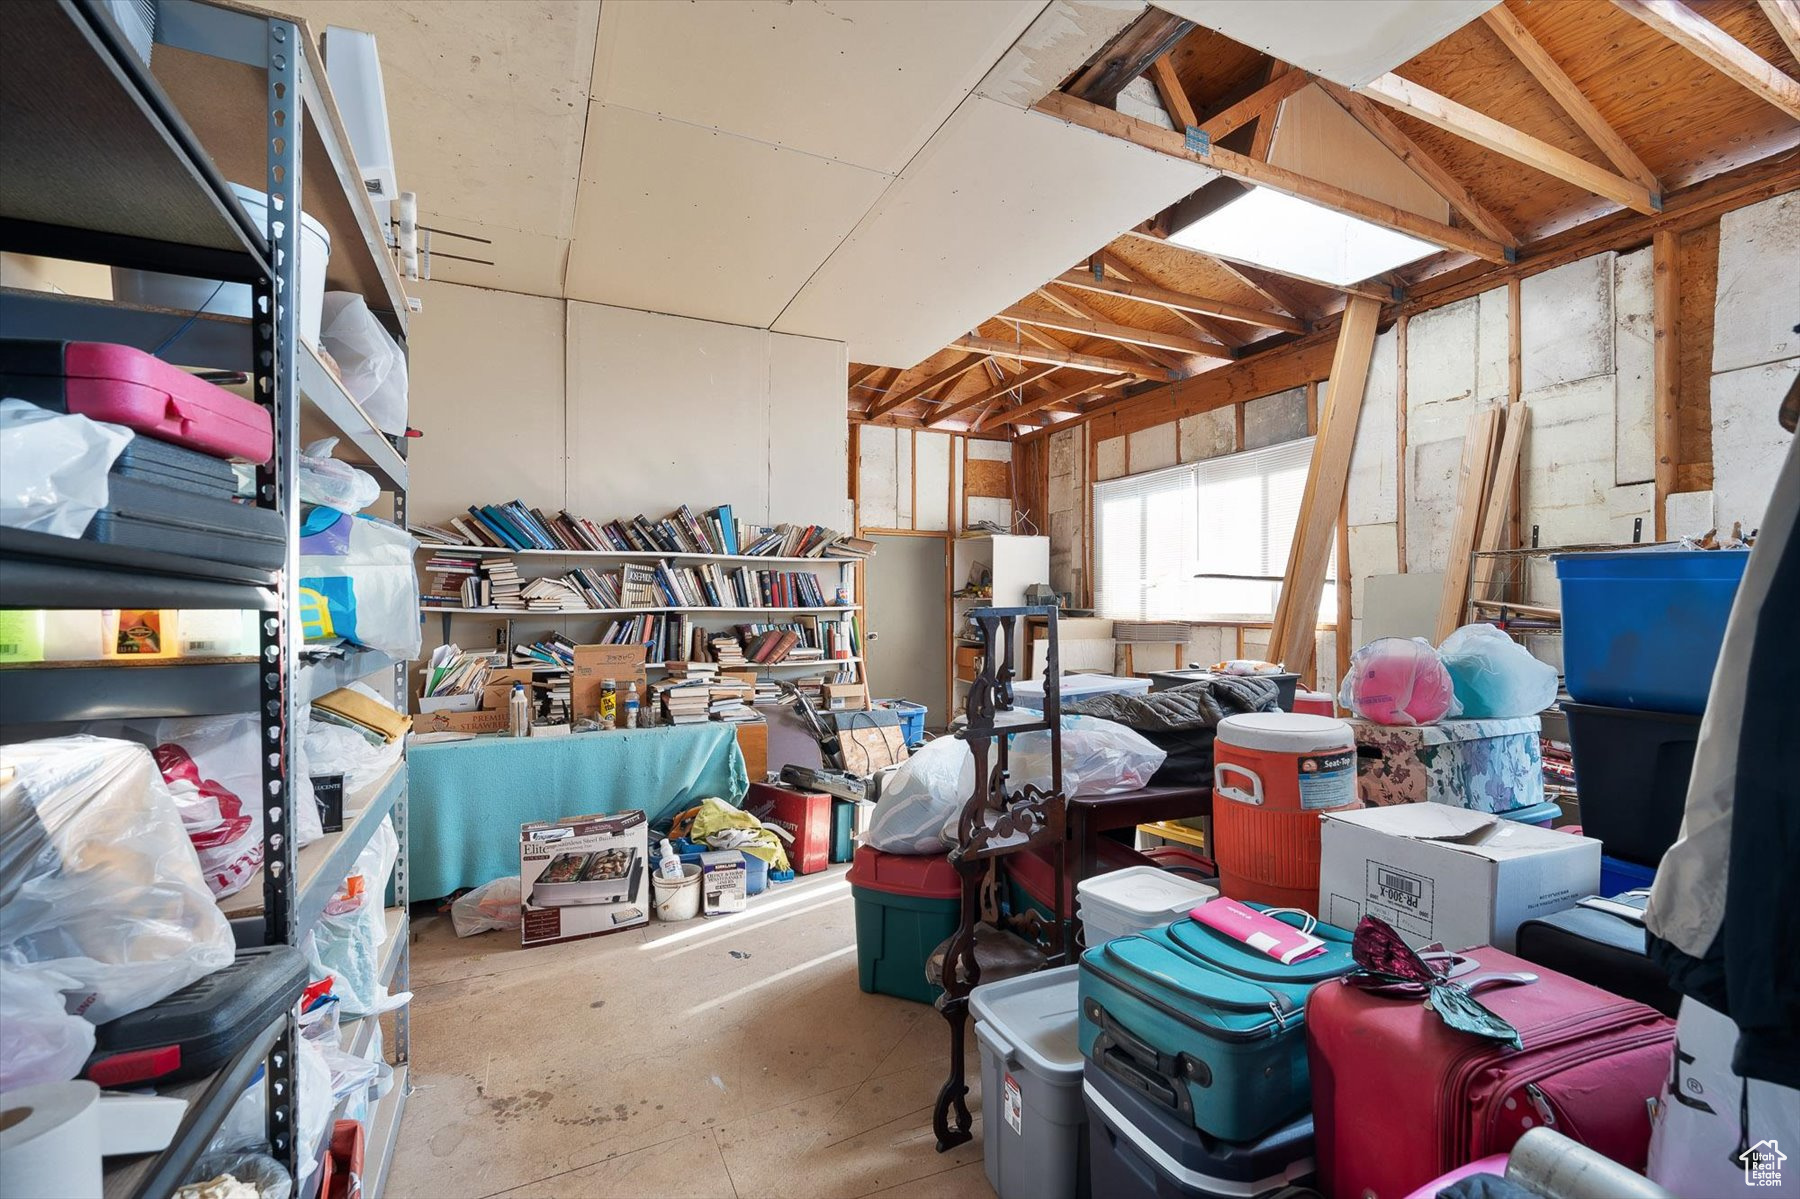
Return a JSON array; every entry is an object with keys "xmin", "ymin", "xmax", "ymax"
[{"xmin": 387, "ymin": 865, "xmax": 995, "ymax": 1199}]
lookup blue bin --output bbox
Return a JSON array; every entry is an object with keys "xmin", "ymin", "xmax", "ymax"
[
  {"xmin": 877, "ymin": 699, "xmax": 928, "ymax": 747},
  {"xmin": 1554, "ymin": 549, "xmax": 1749, "ymax": 714},
  {"xmin": 1499, "ymin": 800, "xmax": 1562, "ymax": 827},
  {"xmin": 1599, "ymin": 854, "xmax": 1655, "ymax": 895}
]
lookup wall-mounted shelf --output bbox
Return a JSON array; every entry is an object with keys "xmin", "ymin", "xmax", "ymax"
[
  {"xmin": 424, "ymin": 604, "xmax": 862, "ymax": 616},
  {"xmin": 417, "ymin": 544, "xmax": 868, "ymax": 567}
]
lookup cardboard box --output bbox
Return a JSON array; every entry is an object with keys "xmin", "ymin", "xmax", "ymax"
[
  {"xmin": 699, "ymin": 850, "xmax": 747, "ymax": 916},
  {"xmin": 519, "ymin": 810, "xmax": 649, "ymax": 948},
  {"xmin": 416, "ymin": 707, "xmax": 509, "ymax": 735},
  {"xmin": 417, "ymin": 693, "xmax": 479, "ymax": 714},
  {"xmin": 821, "ymin": 681, "xmax": 869, "ymax": 711},
  {"xmin": 478, "ymin": 668, "xmax": 533, "ymax": 712},
  {"xmin": 1318, "ymin": 805, "xmax": 1599, "ymax": 952},
  {"xmin": 571, "ymin": 644, "xmax": 649, "ymax": 720}
]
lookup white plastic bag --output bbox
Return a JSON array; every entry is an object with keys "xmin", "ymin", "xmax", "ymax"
[
  {"xmin": 452, "ymin": 877, "xmax": 523, "ymax": 937},
  {"xmin": 0, "ymin": 961, "xmax": 96, "ymax": 1090},
  {"xmin": 0, "ymin": 399, "xmax": 133, "ymax": 536},
  {"xmin": 298, "ymin": 437, "xmax": 379, "ymax": 513},
  {"xmin": 0, "ymin": 736, "xmax": 234, "ymax": 1023},
  {"xmin": 865, "ymin": 716, "xmax": 1166, "ymax": 854},
  {"xmin": 319, "ymin": 291, "xmax": 407, "ymax": 435},
  {"xmin": 298, "ymin": 508, "xmax": 420, "ymax": 658},
  {"xmin": 1437, "ymin": 623, "xmax": 1559, "ymax": 718},
  {"xmin": 308, "ymin": 818, "xmax": 398, "ymax": 1016}
]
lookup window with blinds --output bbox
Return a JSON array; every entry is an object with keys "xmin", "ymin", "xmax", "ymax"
[{"xmin": 1094, "ymin": 437, "xmax": 1334, "ymax": 622}]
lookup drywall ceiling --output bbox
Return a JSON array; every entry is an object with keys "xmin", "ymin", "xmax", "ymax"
[
  {"xmin": 278, "ymin": 0, "xmax": 597, "ymax": 297},
  {"xmin": 1156, "ymin": 0, "xmax": 1500, "ymax": 87},
  {"xmin": 772, "ymin": 94, "xmax": 1217, "ymax": 365}
]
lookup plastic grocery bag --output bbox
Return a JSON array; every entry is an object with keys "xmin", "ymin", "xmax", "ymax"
[
  {"xmin": 866, "ymin": 715, "xmax": 1166, "ymax": 854},
  {"xmin": 308, "ymin": 817, "xmax": 399, "ymax": 1016},
  {"xmin": 1338, "ymin": 637, "xmax": 1460, "ymax": 726},
  {"xmin": 0, "ymin": 736, "xmax": 234, "ymax": 1022},
  {"xmin": 1438, "ymin": 623, "xmax": 1559, "ymax": 718},
  {"xmin": 298, "ymin": 507, "xmax": 421, "ymax": 659},
  {"xmin": 452, "ymin": 876, "xmax": 523, "ymax": 937},
  {"xmin": 0, "ymin": 961, "xmax": 96, "ymax": 1090},
  {"xmin": 180, "ymin": 1154, "xmax": 293, "ymax": 1199},
  {"xmin": 303, "ymin": 703, "xmax": 403, "ymax": 793},
  {"xmin": 298, "ymin": 438, "xmax": 379, "ymax": 513},
  {"xmin": 0, "ymin": 399, "xmax": 133, "ymax": 536},
  {"xmin": 319, "ymin": 291, "xmax": 407, "ymax": 435}
]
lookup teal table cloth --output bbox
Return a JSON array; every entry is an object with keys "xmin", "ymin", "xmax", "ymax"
[{"xmin": 407, "ymin": 725, "xmax": 748, "ymax": 899}]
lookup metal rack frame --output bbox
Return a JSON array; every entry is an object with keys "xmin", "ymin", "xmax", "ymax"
[{"xmin": 0, "ymin": 1, "xmax": 412, "ymax": 1193}]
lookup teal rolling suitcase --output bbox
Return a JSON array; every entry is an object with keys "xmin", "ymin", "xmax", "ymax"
[{"xmin": 1077, "ymin": 907, "xmax": 1355, "ymax": 1142}]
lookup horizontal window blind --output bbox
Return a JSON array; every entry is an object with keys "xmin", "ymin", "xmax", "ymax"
[{"xmin": 1094, "ymin": 437, "xmax": 1334, "ymax": 623}]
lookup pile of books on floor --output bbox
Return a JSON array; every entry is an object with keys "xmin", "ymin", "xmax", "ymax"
[{"xmin": 413, "ymin": 501, "xmax": 876, "ymax": 561}]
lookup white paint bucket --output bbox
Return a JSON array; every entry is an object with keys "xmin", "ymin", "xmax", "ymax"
[{"xmin": 652, "ymin": 863, "xmax": 703, "ymax": 921}]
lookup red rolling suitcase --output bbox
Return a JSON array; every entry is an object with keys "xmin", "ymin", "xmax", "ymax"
[{"xmin": 1306, "ymin": 945, "xmax": 1673, "ymax": 1199}]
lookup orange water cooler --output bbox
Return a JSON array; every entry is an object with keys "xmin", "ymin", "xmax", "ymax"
[{"xmin": 1211, "ymin": 713, "xmax": 1359, "ymax": 914}]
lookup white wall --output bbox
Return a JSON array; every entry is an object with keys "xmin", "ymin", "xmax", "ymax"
[{"xmin": 853, "ymin": 427, "xmax": 1013, "ymax": 533}]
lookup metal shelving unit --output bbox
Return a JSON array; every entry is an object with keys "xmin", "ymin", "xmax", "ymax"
[{"xmin": 0, "ymin": 1, "xmax": 412, "ymax": 1193}]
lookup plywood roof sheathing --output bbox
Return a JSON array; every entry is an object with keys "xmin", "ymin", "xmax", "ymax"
[
  {"xmin": 952, "ymin": 334, "xmax": 1157, "ymax": 377},
  {"xmin": 1612, "ymin": 0, "xmax": 1800, "ymax": 121}
]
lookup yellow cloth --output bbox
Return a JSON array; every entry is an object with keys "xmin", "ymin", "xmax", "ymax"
[{"xmin": 681, "ymin": 796, "xmax": 791, "ymax": 873}]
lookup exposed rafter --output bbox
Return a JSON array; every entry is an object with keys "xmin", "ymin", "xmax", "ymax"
[
  {"xmin": 1354, "ymin": 72, "xmax": 1660, "ymax": 213},
  {"xmin": 1053, "ymin": 269, "xmax": 1307, "ymax": 333},
  {"xmin": 927, "ymin": 364, "xmax": 1061, "ymax": 427},
  {"xmin": 1248, "ymin": 64, "xmax": 1290, "ymax": 160},
  {"xmin": 1147, "ymin": 54, "xmax": 1199, "ymax": 130},
  {"xmin": 1202, "ymin": 255, "xmax": 1323, "ymax": 321},
  {"xmin": 976, "ymin": 374, "xmax": 1130, "ymax": 433},
  {"xmin": 952, "ymin": 334, "xmax": 1157, "ymax": 378},
  {"xmin": 1066, "ymin": 9, "xmax": 1196, "ymax": 106},
  {"xmin": 1317, "ymin": 81, "xmax": 1522, "ymax": 248},
  {"xmin": 1481, "ymin": 5, "xmax": 1662, "ymax": 194},
  {"xmin": 1762, "ymin": 0, "xmax": 1800, "ymax": 65},
  {"xmin": 1614, "ymin": 0, "xmax": 1800, "ymax": 121},
  {"xmin": 1035, "ymin": 91, "xmax": 1512, "ymax": 263},
  {"xmin": 865, "ymin": 352, "xmax": 989, "ymax": 419},
  {"xmin": 848, "ymin": 363, "xmax": 882, "ymax": 390},
  {"xmin": 1032, "ymin": 285, "xmax": 1202, "ymax": 366},
  {"xmin": 1094, "ymin": 250, "xmax": 1251, "ymax": 349},
  {"xmin": 997, "ymin": 303, "xmax": 1228, "ymax": 358},
  {"xmin": 1198, "ymin": 68, "xmax": 1313, "ymax": 141}
]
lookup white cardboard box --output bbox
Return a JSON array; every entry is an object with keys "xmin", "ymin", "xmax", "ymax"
[
  {"xmin": 699, "ymin": 850, "xmax": 747, "ymax": 916},
  {"xmin": 519, "ymin": 810, "xmax": 649, "ymax": 947},
  {"xmin": 1318, "ymin": 805, "xmax": 1599, "ymax": 952}
]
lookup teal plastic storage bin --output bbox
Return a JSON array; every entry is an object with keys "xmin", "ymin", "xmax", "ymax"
[
  {"xmin": 849, "ymin": 846, "xmax": 960, "ymax": 1004},
  {"xmin": 1554, "ymin": 549, "xmax": 1748, "ymax": 714},
  {"xmin": 829, "ymin": 800, "xmax": 856, "ymax": 863}
]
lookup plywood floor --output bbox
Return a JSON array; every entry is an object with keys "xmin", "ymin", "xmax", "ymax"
[{"xmin": 387, "ymin": 866, "xmax": 995, "ymax": 1199}]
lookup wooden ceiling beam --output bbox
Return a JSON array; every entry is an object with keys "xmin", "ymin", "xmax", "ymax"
[
  {"xmin": 951, "ymin": 334, "xmax": 1155, "ymax": 378},
  {"xmin": 1092, "ymin": 250, "xmax": 1252, "ymax": 349},
  {"xmin": 1482, "ymin": 5, "xmax": 1662, "ymax": 194},
  {"xmin": 1147, "ymin": 54, "xmax": 1199, "ymax": 130},
  {"xmin": 1032, "ymin": 285, "xmax": 1202, "ymax": 366},
  {"xmin": 848, "ymin": 363, "xmax": 882, "ymax": 390},
  {"xmin": 1248, "ymin": 64, "xmax": 1290, "ymax": 161},
  {"xmin": 1317, "ymin": 81, "xmax": 1522, "ymax": 249},
  {"xmin": 977, "ymin": 375, "xmax": 1130, "ymax": 432},
  {"xmin": 997, "ymin": 303, "xmax": 1229, "ymax": 358},
  {"xmin": 1762, "ymin": 0, "xmax": 1800, "ymax": 64},
  {"xmin": 1614, "ymin": 0, "xmax": 1800, "ymax": 121},
  {"xmin": 865, "ymin": 351, "xmax": 990, "ymax": 419},
  {"xmin": 1354, "ymin": 72, "xmax": 1660, "ymax": 213},
  {"xmin": 928, "ymin": 364, "xmax": 1061, "ymax": 426},
  {"xmin": 1066, "ymin": 9, "xmax": 1196, "ymax": 106},
  {"xmin": 1201, "ymin": 255, "xmax": 1323, "ymax": 321},
  {"xmin": 1052, "ymin": 269, "xmax": 1307, "ymax": 333},
  {"xmin": 1197, "ymin": 68, "xmax": 1313, "ymax": 141},
  {"xmin": 1036, "ymin": 91, "xmax": 1511, "ymax": 264}
]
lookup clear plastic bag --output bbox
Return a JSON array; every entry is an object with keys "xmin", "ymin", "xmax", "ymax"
[
  {"xmin": 1338, "ymin": 637, "xmax": 1460, "ymax": 727},
  {"xmin": 865, "ymin": 715, "xmax": 1167, "ymax": 854},
  {"xmin": 308, "ymin": 818, "xmax": 399, "ymax": 1016},
  {"xmin": 452, "ymin": 876, "xmax": 523, "ymax": 937},
  {"xmin": 0, "ymin": 736, "xmax": 234, "ymax": 1023},
  {"xmin": 0, "ymin": 960, "xmax": 96, "ymax": 1090},
  {"xmin": 318, "ymin": 291, "xmax": 407, "ymax": 435},
  {"xmin": 1437, "ymin": 623, "xmax": 1559, "ymax": 718},
  {"xmin": 179, "ymin": 1153, "xmax": 292, "ymax": 1199},
  {"xmin": 302, "ymin": 704, "xmax": 403, "ymax": 793},
  {"xmin": 298, "ymin": 508, "xmax": 420, "ymax": 659},
  {"xmin": 298, "ymin": 438, "xmax": 379, "ymax": 513},
  {"xmin": 0, "ymin": 399, "xmax": 133, "ymax": 536}
]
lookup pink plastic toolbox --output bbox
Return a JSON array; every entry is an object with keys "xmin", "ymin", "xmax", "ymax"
[{"xmin": 0, "ymin": 340, "xmax": 274, "ymax": 464}]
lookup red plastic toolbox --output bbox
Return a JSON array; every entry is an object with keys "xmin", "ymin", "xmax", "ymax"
[
  {"xmin": 1307, "ymin": 944, "xmax": 1673, "ymax": 1199},
  {"xmin": 744, "ymin": 782, "xmax": 832, "ymax": 874},
  {"xmin": 0, "ymin": 339, "xmax": 274, "ymax": 463}
]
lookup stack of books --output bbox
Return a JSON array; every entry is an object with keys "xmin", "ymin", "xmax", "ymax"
[
  {"xmin": 659, "ymin": 679, "xmax": 712, "ymax": 725},
  {"xmin": 423, "ymin": 550, "xmax": 484, "ymax": 609},
  {"xmin": 520, "ymin": 576, "xmax": 585, "ymax": 612},
  {"xmin": 709, "ymin": 633, "xmax": 746, "ymax": 666},
  {"xmin": 664, "ymin": 661, "xmax": 719, "ymax": 683},
  {"xmin": 513, "ymin": 634, "xmax": 577, "ymax": 671},
  {"xmin": 753, "ymin": 679, "xmax": 781, "ymax": 705},
  {"xmin": 709, "ymin": 678, "xmax": 757, "ymax": 722},
  {"xmin": 485, "ymin": 559, "xmax": 524, "ymax": 610}
]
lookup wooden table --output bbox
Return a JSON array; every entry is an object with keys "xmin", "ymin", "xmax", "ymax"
[{"xmin": 1066, "ymin": 783, "xmax": 1212, "ymax": 890}]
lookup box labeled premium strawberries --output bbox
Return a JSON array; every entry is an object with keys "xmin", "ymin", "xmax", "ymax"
[{"xmin": 519, "ymin": 810, "xmax": 649, "ymax": 948}]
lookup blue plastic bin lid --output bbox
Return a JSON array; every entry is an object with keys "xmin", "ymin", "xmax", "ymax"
[
  {"xmin": 970, "ymin": 964, "xmax": 1082, "ymax": 1078},
  {"xmin": 1553, "ymin": 547, "xmax": 1750, "ymax": 578}
]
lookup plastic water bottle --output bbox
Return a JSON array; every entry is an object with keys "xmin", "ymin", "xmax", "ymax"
[
  {"xmin": 508, "ymin": 681, "xmax": 531, "ymax": 737},
  {"xmin": 623, "ymin": 682, "xmax": 640, "ymax": 729}
]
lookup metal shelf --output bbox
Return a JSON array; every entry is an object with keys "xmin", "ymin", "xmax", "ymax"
[
  {"xmin": 425, "ymin": 604, "xmax": 862, "ymax": 616},
  {"xmin": 0, "ymin": 656, "xmax": 261, "ymax": 723},
  {"xmin": 363, "ymin": 1063, "xmax": 410, "ymax": 1199},
  {"xmin": 298, "ymin": 340, "xmax": 408, "ymax": 490},
  {"xmin": 0, "ymin": 526, "xmax": 278, "ymax": 610},
  {"xmin": 299, "ymin": 648, "xmax": 398, "ymax": 704},
  {"xmin": 222, "ymin": 757, "xmax": 407, "ymax": 935},
  {"xmin": 101, "ymin": 1014, "xmax": 288, "ymax": 1199}
]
